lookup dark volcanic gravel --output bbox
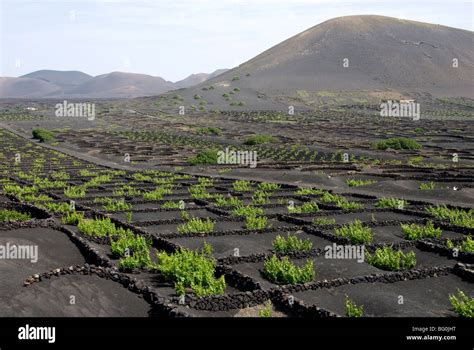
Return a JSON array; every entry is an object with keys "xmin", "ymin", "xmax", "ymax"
[{"xmin": 293, "ymin": 273, "xmax": 474, "ymax": 317}]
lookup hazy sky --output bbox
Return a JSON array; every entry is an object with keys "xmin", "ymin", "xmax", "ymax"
[{"xmin": 1, "ymin": 0, "xmax": 473, "ymax": 81}]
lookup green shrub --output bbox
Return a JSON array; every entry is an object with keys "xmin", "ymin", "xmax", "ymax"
[
  {"xmin": 156, "ymin": 243, "xmax": 226, "ymax": 296},
  {"xmin": 3, "ymin": 184, "xmax": 37, "ymax": 198},
  {"xmin": 295, "ymin": 188, "xmax": 325, "ymax": 196},
  {"xmin": 366, "ymin": 247, "xmax": 416, "ymax": 271},
  {"xmin": 217, "ymin": 167, "xmax": 231, "ymax": 174},
  {"xmin": 449, "ymin": 289, "xmax": 474, "ymax": 317},
  {"xmin": 188, "ymin": 184, "xmax": 213, "ymax": 199},
  {"xmin": 61, "ymin": 211, "xmax": 84, "ymax": 225},
  {"xmin": 116, "ymin": 238, "xmax": 153, "ymax": 272},
  {"xmin": 407, "ymin": 155, "xmax": 424, "ymax": 166},
  {"xmin": 153, "ymin": 177, "xmax": 174, "ymax": 186},
  {"xmin": 93, "ymin": 197, "xmax": 111, "ymax": 204},
  {"xmin": 198, "ymin": 177, "xmax": 214, "ymax": 187},
  {"xmin": 244, "ymin": 134, "xmax": 277, "ymax": 145},
  {"xmin": 0, "ymin": 209, "xmax": 31, "ymax": 222},
  {"xmin": 447, "ymin": 236, "xmax": 474, "ymax": 253},
  {"xmin": 273, "ymin": 234, "xmax": 313, "ymax": 254},
  {"xmin": 196, "ymin": 127, "xmax": 221, "ymax": 136},
  {"xmin": 177, "ymin": 218, "xmax": 215, "ymax": 234},
  {"xmin": 259, "ymin": 301, "xmax": 272, "ymax": 318},
  {"xmin": 33, "ymin": 177, "xmax": 66, "ymax": 189},
  {"xmin": 319, "ymin": 193, "xmax": 340, "ymax": 204},
  {"xmin": 113, "ymin": 185, "xmax": 141, "ymax": 197},
  {"xmin": 132, "ymin": 173, "xmax": 153, "ymax": 182},
  {"xmin": 161, "ymin": 201, "xmax": 184, "ymax": 209},
  {"xmin": 263, "ymin": 255, "xmax": 315, "ymax": 284},
  {"xmin": 118, "ymin": 256, "xmax": 142, "ymax": 271},
  {"xmin": 188, "ymin": 149, "xmax": 219, "ymax": 165},
  {"xmin": 111, "ymin": 234, "xmax": 150, "ymax": 260},
  {"xmin": 24, "ymin": 194, "xmax": 53, "ymax": 203},
  {"xmin": 419, "ymin": 182, "xmax": 436, "ymax": 190},
  {"xmin": 84, "ymin": 175, "xmax": 112, "ymax": 188},
  {"xmin": 214, "ymin": 194, "xmax": 243, "ymax": 207},
  {"xmin": 313, "ymin": 217, "xmax": 336, "ymax": 226},
  {"xmin": 334, "ymin": 220, "xmax": 373, "ymax": 244},
  {"xmin": 426, "ymin": 205, "xmax": 474, "ymax": 228},
  {"xmin": 143, "ymin": 186, "xmax": 173, "ymax": 200},
  {"xmin": 231, "ymin": 76, "xmax": 240, "ymax": 81},
  {"xmin": 79, "ymin": 169, "xmax": 97, "ymax": 177},
  {"xmin": 346, "ymin": 179, "xmax": 376, "ymax": 187},
  {"xmin": 373, "ymin": 137, "xmax": 421, "ymax": 150},
  {"xmin": 213, "ymin": 195, "xmax": 243, "ymax": 208},
  {"xmin": 320, "ymin": 192, "xmax": 363, "ymax": 210},
  {"xmin": 180, "ymin": 211, "xmax": 190, "ymax": 221},
  {"xmin": 64, "ymin": 186, "xmax": 86, "ymax": 199},
  {"xmin": 77, "ymin": 217, "xmax": 132, "ymax": 238},
  {"xmin": 102, "ymin": 198, "xmax": 132, "ymax": 211},
  {"xmin": 245, "ymin": 215, "xmax": 270, "ymax": 230},
  {"xmin": 32, "ymin": 128, "xmax": 55, "ymax": 143},
  {"xmin": 17, "ymin": 171, "xmax": 36, "ymax": 181},
  {"xmin": 38, "ymin": 202, "xmax": 73, "ymax": 214},
  {"xmin": 338, "ymin": 201, "xmax": 364, "ymax": 210},
  {"xmin": 258, "ymin": 182, "xmax": 281, "ymax": 191},
  {"xmin": 376, "ymin": 197, "xmax": 408, "ymax": 209},
  {"xmin": 345, "ymin": 297, "xmax": 364, "ymax": 317},
  {"xmin": 232, "ymin": 205, "xmax": 264, "ymax": 217},
  {"xmin": 233, "ymin": 180, "xmax": 252, "ymax": 192},
  {"xmin": 251, "ymin": 190, "xmax": 270, "ymax": 205},
  {"xmin": 288, "ymin": 202, "xmax": 319, "ymax": 214},
  {"xmin": 401, "ymin": 221, "xmax": 441, "ymax": 240}
]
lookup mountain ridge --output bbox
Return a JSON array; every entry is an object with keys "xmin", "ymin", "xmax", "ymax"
[
  {"xmin": 0, "ymin": 69, "xmax": 228, "ymax": 99},
  {"xmin": 167, "ymin": 15, "xmax": 473, "ymax": 110}
]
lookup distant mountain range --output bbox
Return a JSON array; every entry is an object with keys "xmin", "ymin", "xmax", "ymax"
[
  {"xmin": 0, "ymin": 69, "xmax": 228, "ymax": 99},
  {"xmin": 173, "ymin": 69, "xmax": 229, "ymax": 89}
]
